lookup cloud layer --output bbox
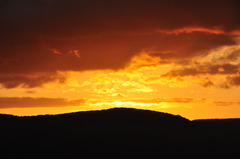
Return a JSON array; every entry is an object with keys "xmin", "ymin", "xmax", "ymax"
[{"xmin": 1, "ymin": 0, "xmax": 240, "ymax": 88}]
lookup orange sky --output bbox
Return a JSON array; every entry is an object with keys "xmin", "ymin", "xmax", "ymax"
[{"xmin": 1, "ymin": 0, "xmax": 240, "ymax": 120}]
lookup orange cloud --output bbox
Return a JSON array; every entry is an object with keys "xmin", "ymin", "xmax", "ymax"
[
  {"xmin": 69, "ymin": 50, "xmax": 81, "ymax": 58},
  {"xmin": 157, "ymin": 27, "xmax": 240, "ymax": 36},
  {"xmin": 50, "ymin": 49, "xmax": 62, "ymax": 55}
]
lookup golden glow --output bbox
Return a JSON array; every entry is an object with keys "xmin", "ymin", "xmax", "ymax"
[
  {"xmin": 2, "ymin": 1, "xmax": 240, "ymax": 122},
  {"xmin": 2, "ymin": 47, "xmax": 240, "ymax": 120},
  {"xmin": 90, "ymin": 101, "xmax": 169, "ymax": 108}
]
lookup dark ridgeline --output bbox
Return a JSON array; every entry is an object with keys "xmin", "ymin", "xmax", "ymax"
[{"xmin": 0, "ymin": 108, "xmax": 240, "ymax": 159}]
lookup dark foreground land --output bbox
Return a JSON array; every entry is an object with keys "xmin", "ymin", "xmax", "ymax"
[{"xmin": 1, "ymin": 108, "xmax": 240, "ymax": 159}]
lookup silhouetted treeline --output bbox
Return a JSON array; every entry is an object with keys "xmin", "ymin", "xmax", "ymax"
[{"xmin": 0, "ymin": 108, "xmax": 240, "ymax": 159}]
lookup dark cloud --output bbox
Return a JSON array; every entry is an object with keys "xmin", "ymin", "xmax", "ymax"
[
  {"xmin": 1, "ymin": 0, "xmax": 240, "ymax": 88},
  {"xmin": 201, "ymin": 81, "xmax": 215, "ymax": 88},
  {"xmin": 0, "ymin": 97, "xmax": 85, "ymax": 108},
  {"xmin": 161, "ymin": 63, "xmax": 240, "ymax": 88},
  {"xmin": 0, "ymin": 72, "xmax": 67, "ymax": 88},
  {"xmin": 227, "ymin": 75, "xmax": 240, "ymax": 86},
  {"xmin": 162, "ymin": 64, "xmax": 240, "ymax": 77},
  {"xmin": 199, "ymin": 78, "xmax": 215, "ymax": 88}
]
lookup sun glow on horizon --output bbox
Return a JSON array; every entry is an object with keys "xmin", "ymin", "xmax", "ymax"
[
  {"xmin": 90, "ymin": 100, "xmax": 170, "ymax": 108},
  {"xmin": 1, "ymin": 47, "xmax": 240, "ymax": 119},
  {"xmin": 1, "ymin": 20, "xmax": 240, "ymax": 120}
]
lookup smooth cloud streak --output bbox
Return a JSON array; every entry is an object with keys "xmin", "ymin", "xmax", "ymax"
[{"xmin": 0, "ymin": 97, "xmax": 85, "ymax": 108}]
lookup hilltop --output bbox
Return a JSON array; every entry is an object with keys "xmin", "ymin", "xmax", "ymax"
[{"xmin": 0, "ymin": 108, "xmax": 240, "ymax": 159}]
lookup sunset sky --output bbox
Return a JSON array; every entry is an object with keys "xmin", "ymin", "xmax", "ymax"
[{"xmin": 1, "ymin": 0, "xmax": 240, "ymax": 119}]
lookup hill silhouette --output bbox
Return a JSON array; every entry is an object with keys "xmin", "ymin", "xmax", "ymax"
[{"xmin": 1, "ymin": 108, "xmax": 240, "ymax": 159}]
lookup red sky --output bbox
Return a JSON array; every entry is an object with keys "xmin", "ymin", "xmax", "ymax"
[{"xmin": 1, "ymin": 0, "xmax": 240, "ymax": 119}]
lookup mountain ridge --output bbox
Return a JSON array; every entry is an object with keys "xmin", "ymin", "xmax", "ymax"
[
  {"xmin": 1, "ymin": 108, "xmax": 240, "ymax": 159},
  {"xmin": 1, "ymin": 107, "xmax": 239, "ymax": 121}
]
